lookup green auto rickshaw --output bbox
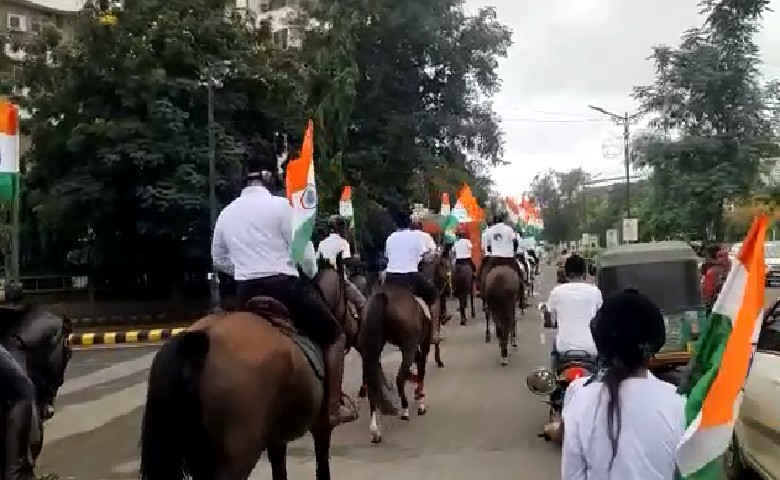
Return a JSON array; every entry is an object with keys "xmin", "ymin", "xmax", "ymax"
[{"xmin": 595, "ymin": 241, "xmax": 707, "ymax": 381}]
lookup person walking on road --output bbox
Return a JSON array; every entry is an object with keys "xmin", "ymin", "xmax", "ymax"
[{"xmin": 561, "ymin": 289, "xmax": 685, "ymax": 480}]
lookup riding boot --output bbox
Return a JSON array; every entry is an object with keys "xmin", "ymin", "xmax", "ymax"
[
  {"xmin": 324, "ymin": 335, "xmax": 358, "ymax": 428},
  {"xmin": 4, "ymin": 402, "xmax": 35, "ymax": 480}
]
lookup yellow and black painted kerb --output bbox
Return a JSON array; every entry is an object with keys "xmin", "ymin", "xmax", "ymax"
[{"xmin": 68, "ymin": 327, "xmax": 187, "ymax": 346}]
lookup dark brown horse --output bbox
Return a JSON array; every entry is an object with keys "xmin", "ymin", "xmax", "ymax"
[
  {"xmin": 483, "ymin": 265, "xmax": 521, "ymax": 366},
  {"xmin": 419, "ymin": 253, "xmax": 451, "ymax": 367},
  {"xmin": 315, "ymin": 257, "xmax": 360, "ymax": 351},
  {"xmin": 139, "ymin": 303, "xmax": 350, "ymax": 480},
  {"xmin": 359, "ymin": 269, "xmax": 442, "ymax": 443},
  {"xmin": 452, "ymin": 260, "xmax": 476, "ymax": 325}
]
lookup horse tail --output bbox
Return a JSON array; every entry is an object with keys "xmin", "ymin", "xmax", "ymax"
[
  {"xmin": 360, "ymin": 292, "xmax": 397, "ymax": 415},
  {"xmin": 140, "ymin": 330, "xmax": 212, "ymax": 480}
]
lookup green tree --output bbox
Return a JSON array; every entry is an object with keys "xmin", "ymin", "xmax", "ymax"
[
  {"xmin": 299, "ymin": 0, "xmax": 511, "ymax": 217},
  {"xmin": 15, "ymin": 0, "xmax": 305, "ymax": 287},
  {"xmin": 632, "ymin": 0, "xmax": 778, "ymax": 241}
]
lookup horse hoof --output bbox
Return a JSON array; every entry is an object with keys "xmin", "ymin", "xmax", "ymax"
[
  {"xmin": 418, "ymin": 404, "xmax": 427, "ymax": 415},
  {"xmin": 371, "ymin": 433, "xmax": 383, "ymax": 444},
  {"xmin": 358, "ymin": 385, "xmax": 367, "ymax": 398},
  {"xmin": 485, "ymin": 336, "xmax": 491, "ymax": 343},
  {"xmin": 437, "ymin": 361, "xmax": 445, "ymax": 368},
  {"xmin": 460, "ymin": 320, "xmax": 467, "ymax": 326},
  {"xmin": 500, "ymin": 357, "xmax": 509, "ymax": 366},
  {"xmin": 512, "ymin": 342, "xmax": 518, "ymax": 348},
  {"xmin": 400, "ymin": 409, "xmax": 410, "ymax": 421}
]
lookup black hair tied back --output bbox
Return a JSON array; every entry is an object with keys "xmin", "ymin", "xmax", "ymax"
[{"xmin": 593, "ymin": 288, "xmax": 666, "ymax": 470}]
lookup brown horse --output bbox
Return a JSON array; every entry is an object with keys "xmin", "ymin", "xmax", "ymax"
[
  {"xmin": 359, "ymin": 272, "xmax": 441, "ymax": 443},
  {"xmin": 452, "ymin": 260, "xmax": 476, "ymax": 325},
  {"xmin": 315, "ymin": 257, "xmax": 360, "ymax": 350},
  {"xmin": 483, "ymin": 264, "xmax": 521, "ymax": 366},
  {"xmin": 419, "ymin": 253, "xmax": 451, "ymax": 367},
  {"xmin": 139, "ymin": 302, "xmax": 348, "ymax": 480}
]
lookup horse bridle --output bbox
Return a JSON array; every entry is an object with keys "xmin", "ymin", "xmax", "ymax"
[{"xmin": 10, "ymin": 323, "xmax": 72, "ymax": 409}]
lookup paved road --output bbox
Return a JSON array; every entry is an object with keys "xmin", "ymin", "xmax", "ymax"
[
  {"xmin": 37, "ymin": 274, "xmax": 780, "ymax": 480},
  {"xmin": 39, "ymin": 270, "xmax": 562, "ymax": 480}
]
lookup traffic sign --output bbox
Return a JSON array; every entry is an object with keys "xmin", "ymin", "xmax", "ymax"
[
  {"xmin": 606, "ymin": 229, "xmax": 619, "ymax": 247},
  {"xmin": 622, "ymin": 218, "xmax": 639, "ymax": 243}
]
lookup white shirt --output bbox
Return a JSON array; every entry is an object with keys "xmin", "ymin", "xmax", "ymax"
[
  {"xmin": 562, "ymin": 373, "xmax": 686, "ymax": 480},
  {"xmin": 547, "ymin": 282, "xmax": 603, "ymax": 355},
  {"xmin": 317, "ymin": 233, "xmax": 352, "ymax": 269},
  {"xmin": 300, "ymin": 241, "xmax": 318, "ymax": 278},
  {"xmin": 385, "ymin": 229, "xmax": 428, "ymax": 273},
  {"xmin": 453, "ymin": 238, "xmax": 473, "ymax": 259},
  {"xmin": 484, "ymin": 223, "xmax": 516, "ymax": 258},
  {"xmin": 420, "ymin": 231, "xmax": 437, "ymax": 254},
  {"xmin": 211, "ymin": 185, "xmax": 302, "ymax": 280},
  {"xmin": 481, "ymin": 230, "xmax": 490, "ymax": 254}
]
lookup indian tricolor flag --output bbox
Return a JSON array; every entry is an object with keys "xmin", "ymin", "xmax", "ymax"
[
  {"xmin": 676, "ymin": 215, "xmax": 768, "ymax": 479},
  {"xmin": 0, "ymin": 100, "xmax": 20, "ymax": 201},
  {"xmin": 339, "ymin": 185, "xmax": 353, "ymax": 220},
  {"xmin": 285, "ymin": 120, "xmax": 317, "ymax": 265},
  {"xmin": 452, "ymin": 184, "xmax": 484, "ymax": 224}
]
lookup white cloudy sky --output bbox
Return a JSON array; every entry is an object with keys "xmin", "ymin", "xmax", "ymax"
[{"xmin": 463, "ymin": 0, "xmax": 780, "ymax": 196}]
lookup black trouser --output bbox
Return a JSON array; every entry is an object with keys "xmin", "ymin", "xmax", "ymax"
[
  {"xmin": 455, "ymin": 257, "xmax": 476, "ymax": 274},
  {"xmin": 236, "ymin": 275, "xmax": 341, "ymax": 346},
  {"xmin": 0, "ymin": 345, "xmax": 36, "ymax": 480},
  {"xmin": 384, "ymin": 272, "xmax": 438, "ymax": 305}
]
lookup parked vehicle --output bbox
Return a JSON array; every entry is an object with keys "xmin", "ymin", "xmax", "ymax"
[
  {"xmin": 729, "ymin": 242, "xmax": 779, "ymax": 287},
  {"xmin": 727, "ymin": 297, "xmax": 780, "ymax": 479}
]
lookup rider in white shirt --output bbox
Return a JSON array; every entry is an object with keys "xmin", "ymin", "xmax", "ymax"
[
  {"xmin": 547, "ymin": 254, "xmax": 602, "ymax": 368},
  {"xmin": 481, "ymin": 212, "xmax": 524, "ymax": 286},
  {"xmin": 561, "ymin": 289, "xmax": 684, "ymax": 480},
  {"xmin": 211, "ymin": 147, "xmax": 356, "ymax": 428},
  {"xmin": 384, "ymin": 208, "xmax": 440, "ymax": 317},
  {"xmin": 316, "ymin": 215, "xmax": 366, "ymax": 314},
  {"xmin": 453, "ymin": 230, "xmax": 476, "ymax": 273}
]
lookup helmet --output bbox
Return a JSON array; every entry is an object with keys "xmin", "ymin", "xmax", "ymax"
[{"xmin": 591, "ymin": 289, "xmax": 666, "ymax": 365}]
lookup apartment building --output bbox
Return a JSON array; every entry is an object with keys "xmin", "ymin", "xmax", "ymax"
[{"xmin": 1, "ymin": 0, "xmax": 81, "ymax": 60}]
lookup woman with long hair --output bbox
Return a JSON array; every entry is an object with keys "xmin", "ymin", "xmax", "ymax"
[{"xmin": 561, "ymin": 289, "xmax": 685, "ymax": 480}]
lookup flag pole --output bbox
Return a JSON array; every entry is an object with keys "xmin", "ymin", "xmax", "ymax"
[{"xmin": 10, "ymin": 124, "xmax": 19, "ymax": 289}]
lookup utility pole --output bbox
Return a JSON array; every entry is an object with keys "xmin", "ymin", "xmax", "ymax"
[
  {"xmin": 207, "ymin": 77, "xmax": 221, "ymax": 313},
  {"xmin": 588, "ymin": 105, "xmax": 642, "ymax": 218}
]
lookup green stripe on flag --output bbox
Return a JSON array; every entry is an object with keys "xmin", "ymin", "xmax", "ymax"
[
  {"xmin": 290, "ymin": 215, "xmax": 315, "ymax": 265},
  {"xmin": 0, "ymin": 172, "xmax": 16, "ymax": 202}
]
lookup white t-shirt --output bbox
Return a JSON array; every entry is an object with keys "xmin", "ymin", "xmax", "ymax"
[
  {"xmin": 484, "ymin": 223, "xmax": 516, "ymax": 258},
  {"xmin": 453, "ymin": 238, "xmax": 473, "ymax": 259},
  {"xmin": 420, "ymin": 231, "xmax": 437, "ymax": 254},
  {"xmin": 385, "ymin": 229, "xmax": 428, "ymax": 273},
  {"xmin": 562, "ymin": 373, "xmax": 686, "ymax": 480},
  {"xmin": 547, "ymin": 282, "xmax": 603, "ymax": 355},
  {"xmin": 481, "ymin": 230, "xmax": 490, "ymax": 254},
  {"xmin": 317, "ymin": 233, "xmax": 351, "ymax": 266}
]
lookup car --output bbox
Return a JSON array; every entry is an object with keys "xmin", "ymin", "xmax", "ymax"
[
  {"xmin": 728, "ymin": 298, "xmax": 780, "ymax": 479},
  {"xmin": 728, "ymin": 242, "xmax": 779, "ymax": 287}
]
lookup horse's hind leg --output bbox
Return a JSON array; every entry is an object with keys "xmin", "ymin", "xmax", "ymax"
[
  {"xmin": 311, "ymin": 426, "xmax": 333, "ymax": 480},
  {"xmin": 397, "ymin": 346, "xmax": 416, "ymax": 420},
  {"xmin": 484, "ymin": 308, "xmax": 492, "ymax": 343},
  {"xmin": 496, "ymin": 316, "xmax": 509, "ymax": 366},
  {"xmin": 267, "ymin": 444, "xmax": 288, "ymax": 480},
  {"xmin": 470, "ymin": 285, "xmax": 476, "ymax": 319},
  {"xmin": 459, "ymin": 294, "xmax": 467, "ymax": 325},
  {"xmin": 415, "ymin": 342, "xmax": 431, "ymax": 415},
  {"xmin": 511, "ymin": 308, "xmax": 518, "ymax": 349}
]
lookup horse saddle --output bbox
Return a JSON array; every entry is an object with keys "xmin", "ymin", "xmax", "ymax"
[{"xmin": 244, "ymin": 296, "xmax": 325, "ymax": 380}]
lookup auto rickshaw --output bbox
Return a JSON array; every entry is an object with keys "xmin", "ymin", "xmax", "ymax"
[{"xmin": 595, "ymin": 241, "xmax": 707, "ymax": 382}]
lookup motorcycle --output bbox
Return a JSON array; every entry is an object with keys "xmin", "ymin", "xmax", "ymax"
[{"xmin": 526, "ymin": 350, "xmax": 598, "ymax": 442}]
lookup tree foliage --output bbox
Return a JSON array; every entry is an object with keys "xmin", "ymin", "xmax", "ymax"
[
  {"xmin": 632, "ymin": 0, "xmax": 779, "ymax": 241},
  {"xmin": 6, "ymin": 0, "xmax": 512, "ymax": 291}
]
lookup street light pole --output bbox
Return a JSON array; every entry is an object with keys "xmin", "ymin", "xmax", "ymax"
[
  {"xmin": 588, "ymin": 105, "xmax": 642, "ymax": 218},
  {"xmin": 207, "ymin": 79, "xmax": 222, "ymax": 313}
]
